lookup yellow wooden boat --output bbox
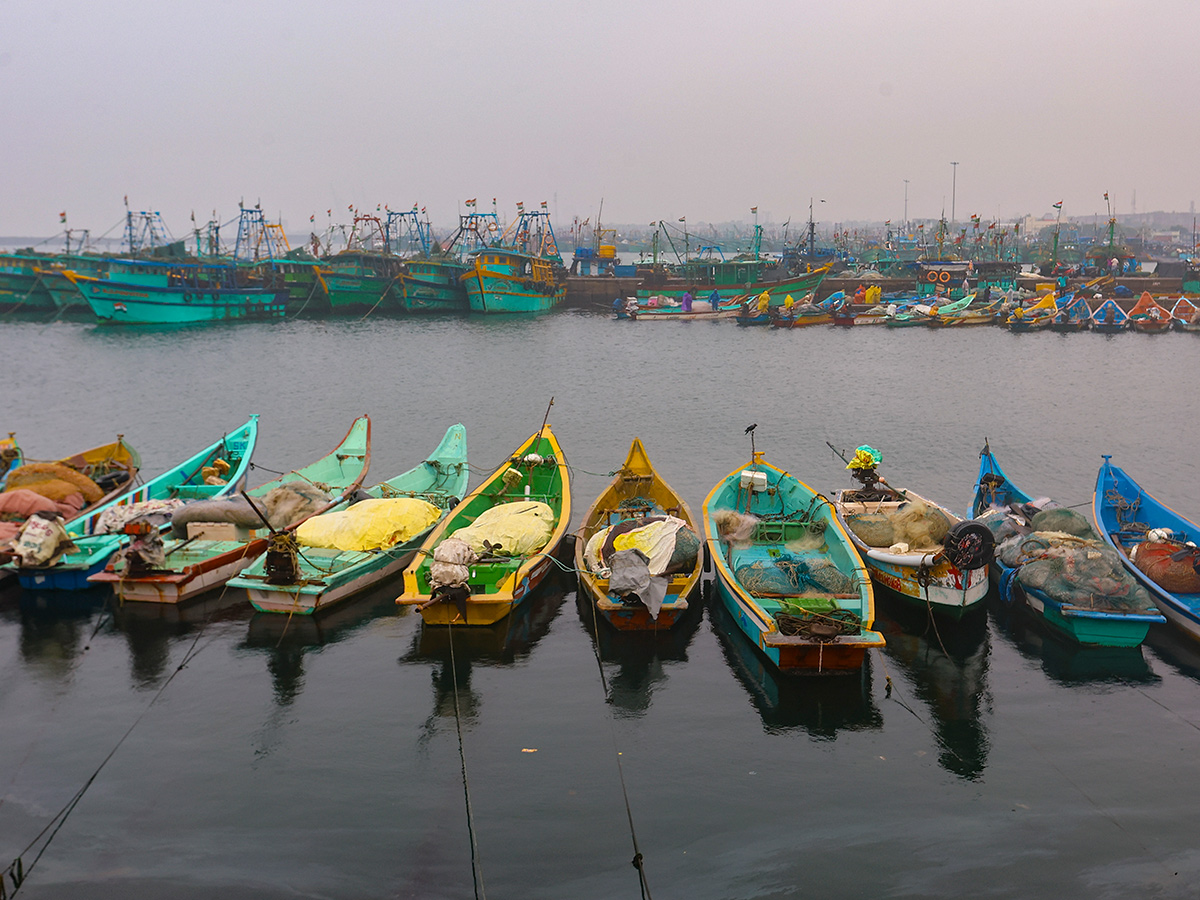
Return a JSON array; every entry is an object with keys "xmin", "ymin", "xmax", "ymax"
[
  {"xmin": 3, "ymin": 436, "xmax": 141, "ymax": 516},
  {"xmin": 398, "ymin": 423, "xmax": 570, "ymax": 625},
  {"xmin": 574, "ymin": 438, "xmax": 702, "ymax": 631}
]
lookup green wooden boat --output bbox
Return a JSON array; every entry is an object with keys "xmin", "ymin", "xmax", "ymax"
[
  {"xmin": 89, "ymin": 416, "xmax": 372, "ymax": 603},
  {"xmin": 11, "ymin": 417, "xmax": 259, "ymax": 591},
  {"xmin": 398, "ymin": 424, "xmax": 570, "ymax": 624},
  {"xmin": 231, "ymin": 424, "xmax": 468, "ymax": 615}
]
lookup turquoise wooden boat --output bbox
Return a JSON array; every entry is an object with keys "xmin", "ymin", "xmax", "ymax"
[
  {"xmin": 1095, "ymin": 457, "xmax": 1200, "ymax": 642},
  {"xmin": 11, "ymin": 417, "xmax": 259, "ymax": 591},
  {"xmin": 1048, "ymin": 293, "xmax": 1092, "ymax": 332},
  {"xmin": 89, "ymin": 416, "xmax": 371, "ymax": 603},
  {"xmin": 702, "ymin": 450, "xmax": 884, "ymax": 674},
  {"xmin": 231, "ymin": 424, "xmax": 468, "ymax": 615},
  {"xmin": 66, "ymin": 261, "xmax": 286, "ymax": 324},
  {"xmin": 399, "ymin": 259, "xmax": 470, "ymax": 312},
  {"xmin": 461, "ymin": 208, "xmax": 566, "ymax": 314},
  {"xmin": 972, "ymin": 443, "xmax": 1163, "ymax": 647},
  {"xmin": 462, "ymin": 248, "xmax": 566, "ymax": 313}
]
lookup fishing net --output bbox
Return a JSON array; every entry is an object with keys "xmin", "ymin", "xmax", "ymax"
[
  {"xmin": 5, "ymin": 463, "xmax": 103, "ymax": 504},
  {"xmin": 714, "ymin": 510, "xmax": 758, "ymax": 545},
  {"xmin": 1131, "ymin": 538, "xmax": 1200, "ymax": 594},
  {"xmin": 667, "ymin": 526, "xmax": 701, "ymax": 573},
  {"xmin": 997, "ymin": 532, "xmax": 1156, "ymax": 612},
  {"xmin": 735, "ymin": 552, "xmax": 855, "ymax": 597},
  {"xmin": 1029, "ymin": 507, "xmax": 1095, "ymax": 539},
  {"xmin": 844, "ymin": 499, "xmax": 951, "ymax": 549}
]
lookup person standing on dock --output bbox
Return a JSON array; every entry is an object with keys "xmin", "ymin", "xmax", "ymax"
[{"xmin": 681, "ymin": 291, "xmax": 693, "ymax": 313}]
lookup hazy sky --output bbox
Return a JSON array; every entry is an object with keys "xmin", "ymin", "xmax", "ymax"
[{"xmin": 4, "ymin": 0, "xmax": 1198, "ymax": 240}]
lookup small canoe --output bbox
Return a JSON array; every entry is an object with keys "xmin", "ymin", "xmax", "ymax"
[
  {"xmin": 1095, "ymin": 457, "xmax": 1200, "ymax": 641},
  {"xmin": 398, "ymin": 423, "xmax": 570, "ymax": 625},
  {"xmin": 574, "ymin": 438, "xmax": 702, "ymax": 631},
  {"xmin": 703, "ymin": 450, "xmax": 884, "ymax": 674},
  {"xmin": 9, "ymin": 417, "xmax": 259, "ymax": 591},
  {"xmin": 1127, "ymin": 292, "xmax": 1172, "ymax": 333},
  {"xmin": 832, "ymin": 449, "xmax": 991, "ymax": 617},
  {"xmin": 1005, "ymin": 293, "xmax": 1057, "ymax": 331},
  {"xmin": 232, "ymin": 423, "xmax": 467, "ymax": 615},
  {"xmin": 89, "ymin": 416, "xmax": 371, "ymax": 603},
  {"xmin": 2, "ymin": 436, "xmax": 140, "ymax": 520},
  {"xmin": 1170, "ymin": 297, "xmax": 1200, "ymax": 332},
  {"xmin": 1089, "ymin": 298, "xmax": 1128, "ymax": 333},
  {"xmin": 1047, "ymin": 294, "xmax": 1092, "ymax": 332},
  {"xmin": 972, "ymin": 444, "xmax": 1163, "ymax": 647}
]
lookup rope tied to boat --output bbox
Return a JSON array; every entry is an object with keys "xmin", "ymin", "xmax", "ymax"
[
  {"xmin": 775, "ymin": 608, "xmax": 861, "ymax": 641},
  {"xmin": 1106, "ymin": 488, "xmax": 1149, "ymax": 533}
]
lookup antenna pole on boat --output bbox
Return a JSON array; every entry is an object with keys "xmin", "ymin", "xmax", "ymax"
[{"xmin": 535, "ymin": 397, "xmax": 554, "ymax": 448}]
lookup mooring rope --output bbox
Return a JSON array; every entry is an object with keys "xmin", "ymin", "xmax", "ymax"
[
  {"xmin": 445, "ymin": 622, "xmax": 487, "ymax": 900},
  {"xmin": 584, "ymin": 582, "xmax": 653, "ymax": 900},
  {"xmin": 1, "ymin": 581, "xmax": 233, "ymax": 896}
]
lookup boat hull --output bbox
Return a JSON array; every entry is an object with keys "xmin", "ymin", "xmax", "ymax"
[
  {"xmin": 88, "ymin": 539, "xmax": 267, "ymax": 603},
  {"xmin": 463, "ymin": 270, "xmax": 565, "ymax": 313},
  {"xmin": 245, "ymin": 549, "xmax": 416, "ymax": 615},
  {"xmin": 75, "ymin": 278, "xmax": 285, "ymax": 324}
]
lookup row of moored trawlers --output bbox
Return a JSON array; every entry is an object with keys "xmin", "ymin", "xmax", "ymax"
[
  {"xmin": 0, "ymin": 205, "xmax": 568, "ymax": 324},
  {"xmin": 2, "ymin": 421, "xmax": 1195, "ymax": 677}
]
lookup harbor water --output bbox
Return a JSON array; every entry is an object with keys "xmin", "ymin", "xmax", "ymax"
[{"xmin": 3, "ymin": 313, "xmax": 1200, "ymax": 899}]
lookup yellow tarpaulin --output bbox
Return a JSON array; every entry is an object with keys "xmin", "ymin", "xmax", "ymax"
[
  {"xmin": 451, "ymin": 501, "xmax": 554, "ymax": 556},
  {"xmin": 297, "ymin": 497, "xmax": 442, "ymax": 551}
]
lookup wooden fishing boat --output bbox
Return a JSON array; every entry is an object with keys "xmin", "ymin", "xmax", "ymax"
[
  {"xmin": 703, "ymin": 449, "xmax": 884, "ymax": 674},
  {"xmin": 1095, "ymin": 457, "xmax": 1200, "ymax": 641},
  {"xmin": 1127, "ymin": 292, "xmax": 1172, "ymax": 333},
  {"xmin": 885, "ymin": 301, "xmax": 938, "ymax": 327},
  {"xmin": 89, "ymin": 416, "xmax": 371, "ymax": 603},
  {"xmin": 1089, "ymin": 298, "xmax": 1128, "ymax": 333},
  {"xmin": 8, "ymin": 417, "xmax": 258, "ymax": 590},
  {"xmin": 65, "ymin": 262, "xmax": 286, "ymax": 325},
  {"xmin": 1004, "ymin": 293, "xmax": 1057, "ymax": 331},
  {"xmin": 929, "ymin": 296, "xmax": 1003, "ymax": 327},
  {"xmin": 232, "ymin": 424, "xmax": 467, "ymax": 615},
  {"xmin": 832, "ymin": 447, "xmax": 991, "ymax": 617},
  {"xmin": 574, "ymin": 438, "xmax": 702, "ymax": 631},
  {"xmin": 636, "ymin": 264, "xmax": 830, "ymax": 307},
  {"xmin": 628, "ymin": 295, "xmax": 743, "ymax": 321},
  {"xmin": 770, "ymin": 292, "xmax": 845, "ymax": 328},
  {"xmin": 3, "ymin": 436, "xmax": 141, "ymax": 519},
  {"xmin": 1171, "ymin": 297, "xmax": 1200, "ymax": 332},
  {"xmin": 1048, "ymin": 293, "xmax": 1092, "ymax": 332},
  {"xmin": 398, "ymin": 423, "xmax": 570, "ymax": 625},
  {"xmin": 972, "ymin": 444, "xmax": 1163, "ymax": 646},
  {"xmin": 462, "ymin": 209, "xmax": 567, "ymax": 314}
]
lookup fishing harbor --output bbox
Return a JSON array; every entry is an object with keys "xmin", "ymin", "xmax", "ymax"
[{"xmin": 2, "ymin": 311, "xmax": 1200, "ymax": 899}]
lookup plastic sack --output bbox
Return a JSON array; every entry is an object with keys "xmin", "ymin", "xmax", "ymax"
[
  {"xmin": 429, "ymin": 537, "xmax": 477, "ymax": 590},
  {"xmin": 451, "ymin": 501, "xmax": 555, "ymax": 556},
  {"xmin": 11, "ymin": 514, "xmax": 72, "ymax": 567},
  {"xmin": 611, "ymin": 517, "xmax": 686, "ymax": 575},
  {"xmin": 847, "ymin": 446, "xmax": 882, "ymax": 470},
  {"xmin": 297, "ymin": 497, "xmax": 441, "ymax": 552}
]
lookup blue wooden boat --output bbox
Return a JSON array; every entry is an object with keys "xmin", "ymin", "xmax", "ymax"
[
  {"xmin": 971, "ymin": 444, "xmax": 1163, "ymax": 647},
  {"xmin": 1095, "ymin": 457, "xmax": 1200, "ymax": 641},
  {"xmin": 66, "ymin": 261, "xmax": 287, "ymax": 325},
  {"xmin": 1048, "ymin": 293, "xmax": 1092, "ymax": 332},
  {"xmin": 9, "ymin": 417, "xmax": 259, "ymax": 590},
  {"xmin": 702, "ymin": 450, "xmax": 884, "ymax": 674},
  {"xmin": 232, "ymin": 424, "xmax": 468, "ymax": 615},
  {"xmin": 1089, "ymin": 298, "xmax": 1127, "ymax": 333}
]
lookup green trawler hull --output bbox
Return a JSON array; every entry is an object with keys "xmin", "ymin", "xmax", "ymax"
[
  {"xmin": 400, "ymin": 260, "xmax": 469, "ymax": 312},
  {"xmin": 72, "ymin": 273, "xmax": 285, "ymax": 325}
]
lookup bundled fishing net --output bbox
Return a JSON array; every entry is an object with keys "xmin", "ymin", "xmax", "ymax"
[
  {"xmin": 714, "ymin": 510, "xmax": 758, "ymax": 546},
  {"xmin": 997, "ymin": 532, "xmax": 1156, "ymax": 611},
  {"xmin": 736, "ymin": 552, "xmax": 855, "ymax": 597},
  {"xmin": 1131, "ymin": 537, "xmax": 1200, "ymax": 593},
  {"xmin": 5, "ymin": 463, "xmax": 103, "ymax": 504},
  {"xmin": 845, "ymin": 499, "xmax": 951, "ymax": 549},
  {"xmin": 170, "ymin": 483, "xmax": 331, "ymax": 537},
  {"xmin": 976, "ymin": 508, "xmax": 1021, "ymax": 544},
  {"xmin": 1029, "ymin": 507, "xmax": 1095, "ymax": 539}
]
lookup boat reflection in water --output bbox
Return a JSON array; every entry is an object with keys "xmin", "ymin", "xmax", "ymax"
[
  {"xmin": 399, "ymin": 567, "xmax": 570, "ymax": 733},
  {"xmin": 1143, "ymin": 624, "xmax": 1200, "ymax": 684},
  {"xmin": 243, "ymin": 581, "xmax": 407, "ymax": 707},
  {"xmin": 8, "ymin": 587, "xmax": 110, "ymax": 681},
  {"xmin": 989, "ymin": 589, "xmax": 1158, "ymax": 685},
  {"xmin": 708, "ymin": 588, "xmax": 882, "ymax": 738},
  {"xmin": 873, "ymin": 591, "xmax": 991, "ymax": 780},
  {"xmin": 574, "ymin": 586, "xmax": 704, "ymax": 719},
  {"xmin": 109, "ymin": 588, "xmax": 248, "ymax": 688}
]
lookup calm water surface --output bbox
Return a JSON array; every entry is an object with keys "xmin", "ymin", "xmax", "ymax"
[{"xmin": 2, "ymin": 313, "xmax": 1200, "ymax": 899}]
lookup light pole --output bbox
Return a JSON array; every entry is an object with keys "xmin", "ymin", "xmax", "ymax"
[
  {"xmin": 903, "ymin": 179, "xmax": 909, "ymax": 231},
  {"xmin": 950, "ymin": 162, "xmax": 958, "ymax": 224}
]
